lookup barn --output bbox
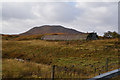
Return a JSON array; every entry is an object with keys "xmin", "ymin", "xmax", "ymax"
[{"xmin": 41, "ymin": 33, "xmax": 99, "ymax": 40}]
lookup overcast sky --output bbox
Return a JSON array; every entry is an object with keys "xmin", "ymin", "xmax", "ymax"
[{"xmin": 1, "ymin": 1, "xmax": 118, "ymax": 36}]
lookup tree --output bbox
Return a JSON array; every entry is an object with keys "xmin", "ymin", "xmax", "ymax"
[
  {"xmin": 103, "ymin": 31, "xmax": 120, "ymax": 38},
  {"xmin": 112, "ymin": 31, "xmax": 119, "ymax": 38},
  {"xmin": 104, "ymin": 31, "xmax": 112, "ymax": 38}
]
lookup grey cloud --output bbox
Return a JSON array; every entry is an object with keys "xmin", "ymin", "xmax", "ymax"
[
  {"xmin": 84, "ymin": 2, "xmax": 117, "ymax": 7},
  {"xmin": 49, "ymin": 3, "xmax": 80, "ymax": 22},
  {"xmin": 33, "ymin": 2, "xmax": 82, "ymax": 23},
  {"xmin": 2, "ymin": 2, "xmax": 37, "ymax": 20},
  {"xmin": 2, "ymin": 2, "xmax": 118, "ymax": 36},
  {"xmin": 75, "ymin": 2, "xmax": 117, "ymax": 28}
]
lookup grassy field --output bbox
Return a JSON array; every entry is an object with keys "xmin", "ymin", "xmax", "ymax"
[
  {"xmin": 2, "ymin": 37, "xmax": 120, "ymax": 78},
  {"xmin": 2, "ymin": 59, "xmax": 51, "ymax": 78}
]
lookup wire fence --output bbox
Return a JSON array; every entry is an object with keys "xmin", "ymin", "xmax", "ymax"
[
  {"xmin": 51, "ymin": 57, "xmax": 119, "ymax": 79},
  {"xmin": 2, "ymin": 57, "xmax": 119, "ymax": 79}
]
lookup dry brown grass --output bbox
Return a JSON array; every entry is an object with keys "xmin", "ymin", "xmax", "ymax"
[
  {"xmin": 2, "ymin": 38, "xmax": 120, "ymax": 78},
  {"xmin": 2, "ymin": 59, "xmax": 51, "ymax": 78}
]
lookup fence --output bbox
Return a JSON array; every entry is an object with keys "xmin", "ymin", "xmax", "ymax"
[
  {"xmin": 51, "ymin": 57, "xmax": 119, "ymax": 79},
  {"xmin": 2, "ymin": 57, "xmax": 119, "ymax": 79}
]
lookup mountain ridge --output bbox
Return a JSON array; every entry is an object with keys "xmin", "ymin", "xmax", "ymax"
[{"xmin": 20, "ymin": 25, "xmax": 83, "ymax": 35}]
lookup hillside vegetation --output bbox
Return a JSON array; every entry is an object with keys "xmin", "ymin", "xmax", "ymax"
[
  {"xmin": 2, "ymin": 33, "xmax": 66, "ymax": 41},
  {"xmin": 2, "ymin": 37, "xmax": 120, "ymax": 78}
]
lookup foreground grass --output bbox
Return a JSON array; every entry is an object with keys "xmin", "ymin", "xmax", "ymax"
[
  {"xmin": 2, "ymin": 38, "xmax": 120, "ymax": 78},
  {"xmin": 2, "ymin": 39, "xmax": 119, "ymax": 64},
  {"xmin": 2, "ymin": 59, "xmax": 51, "ymax": 78}
]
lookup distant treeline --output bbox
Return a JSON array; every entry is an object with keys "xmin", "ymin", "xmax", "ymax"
[{"xmin": 103, "ymin": 31, "xmax": 120, "ymax": 38}]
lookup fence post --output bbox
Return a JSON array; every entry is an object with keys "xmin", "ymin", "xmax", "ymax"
[
  {"xmin": 51, "ymin": 65, "xmax": 55, "ymax": 80},
  {"xmin": 94, "ymin": 67, "xmax": 96, "ymax": 76},
  {"xmin": 105, "ymin": 58, "xmax": 109, "ymax": 72},
  {"xmin": 37, "ymin": 65, "xmax": 40, "ymax": 77}
]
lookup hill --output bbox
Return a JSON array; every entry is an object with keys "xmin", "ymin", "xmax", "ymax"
[{"xmin": 20, "ymin": 25, "xmax": 82, "ymax": 35}]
